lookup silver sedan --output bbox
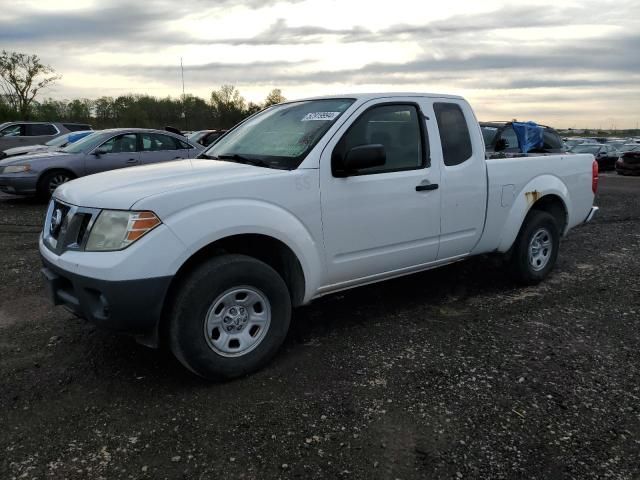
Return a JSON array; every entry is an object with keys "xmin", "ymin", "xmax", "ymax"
[{"xmin": 0, "ymin": 128, "xmax": 204, "ymax": 199}]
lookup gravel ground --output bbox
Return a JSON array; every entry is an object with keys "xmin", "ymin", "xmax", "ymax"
[{"xmin": 1, "ymin": 174, "xmax": 639, "ymax": 480}]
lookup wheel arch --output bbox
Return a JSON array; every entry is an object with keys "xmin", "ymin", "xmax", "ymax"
[
  {"xmin": 37, "ymin": 167, "xmax": 77, "ymax": 189},
  {"xmin": 168, "ymin": 233, "xmax": 306, "ymax": 307},
  {"xmin": 496, "ymin": 175, "xmax": 571, "ymax": 253},
  {"xmin": 151, "ymin": 233, "xmax": 307, "ymax": 349}
]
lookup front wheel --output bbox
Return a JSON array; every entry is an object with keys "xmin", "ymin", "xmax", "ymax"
[
  {"xmin": 509, "ymin": 210, "xmax": 560, "ymax": 284},
  {"xmin": 168, "ymin": 254, "xmax": 291, "ymax": 380},
  {"xmin": 37, "ymin": 170, "xmax": 74, "ymax": 200}
]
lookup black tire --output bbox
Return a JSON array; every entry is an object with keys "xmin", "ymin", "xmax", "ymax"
[
  {"xmin": 37, "ymin": 170, "xmax": 74, "ymax": 201},
  {"xmin": 509, "ymin": 210, "xmax": 560, "ymax": 285},
  {"xmin": 168, "ymin": 254, "xmax": 291, "ymax": 380}
]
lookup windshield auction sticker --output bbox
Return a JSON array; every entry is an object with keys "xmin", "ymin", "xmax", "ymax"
[{"xmin": 302, "ymin": 112, "xmax": 341, "ymax": 121}]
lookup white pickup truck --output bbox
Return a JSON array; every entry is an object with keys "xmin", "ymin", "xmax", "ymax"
[{"xmin": 40, "ymin": 93, "xmax": 598, "ymax": 379}]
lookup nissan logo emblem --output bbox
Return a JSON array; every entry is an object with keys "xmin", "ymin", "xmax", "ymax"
[{"xmin": 50, "ymin": 208, "xmax": 63, "ymax": 234}]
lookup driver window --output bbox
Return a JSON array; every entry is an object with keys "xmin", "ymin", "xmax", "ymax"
[
  {"xmin": 98, "ymin": 134, "xmax": 137, "ymax": 154},
  {"xmin": 332, "ymin": 104, "xmax": 425, "ymax": 176}
]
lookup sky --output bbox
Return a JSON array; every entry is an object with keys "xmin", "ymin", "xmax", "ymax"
[{"xmin": 1, "ymin": 0, "xmax": 639, "ymax": 128}]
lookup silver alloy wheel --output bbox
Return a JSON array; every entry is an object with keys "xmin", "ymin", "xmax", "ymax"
[
  {"xmin": 528, "ymin": 227, "xmax": 553, "ymax": 271},
  {"xmin": 48, "ymin": 173, "xmax": 71, "ymax": 193},
  {"xmin": 203, "ymin": 286, "xmax": 271, "ymax": 357}
]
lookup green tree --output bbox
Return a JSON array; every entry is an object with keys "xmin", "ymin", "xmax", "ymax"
[
  {"xmin": 0, "ymin": 50, "xmax": 60, "ymax": 119},
  {"xmin": 66, "ymin": 98, "xmax": 93, "ymax": 123},
  {"xmin": 210, "ymin": 85, "xmax": 247, "ymax": 128},
  {"xmin": 34, "ymin": 98, "xmax": 66, "ymax": 121},
  {"xmin": 94, "ymin": 97, "xmax": 114, "ymax": 128},
  {"xmin": 264, "ymin": 88, "xmax": 285, "ymax": 107},
  {"xmin": 246, "ymin": 102, "xmax": 262, "ymax": 116},
  {"xmin": 183, "ymin": 94, "xmax": 214, "ymax": 131}
]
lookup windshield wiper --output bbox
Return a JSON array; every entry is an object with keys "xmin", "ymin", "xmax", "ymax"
[{"xmin": 215, "ymin": 153, "xmax": 272, "ymax": 168}]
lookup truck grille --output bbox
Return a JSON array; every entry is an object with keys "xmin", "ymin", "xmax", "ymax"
[{"xmin": 43, "ymin": 199, "xmax": 100, "ymax": 254}]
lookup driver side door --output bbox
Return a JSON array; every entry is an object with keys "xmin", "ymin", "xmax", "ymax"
[
  {"xmin": 319, "ymin": 100, "xmax": 441, "ymax": 288},
  {"xmin": 85, "ymin": 133, "xmax": 140, "ymax": 175}
]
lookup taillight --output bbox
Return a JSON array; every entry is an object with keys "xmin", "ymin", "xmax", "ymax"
[{"xmin": 592, "ymin": 160, "xmax": 599, "ymax": 194}]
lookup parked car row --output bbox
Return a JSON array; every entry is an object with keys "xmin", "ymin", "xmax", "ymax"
[
  {"xmin": 1, "ymin": 112, "xmax": 636, "ymax": 204},
  {"xmin": 565, "ymin": 136, "xmax": 640, "ymax": 174}
]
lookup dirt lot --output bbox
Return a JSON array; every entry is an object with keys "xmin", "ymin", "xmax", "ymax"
[{"xmin": 1, "ymin": 174, "xmax": 639, "ymax": 479}]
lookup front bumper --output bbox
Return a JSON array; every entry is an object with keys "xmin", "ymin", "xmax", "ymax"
[
  {"xmin": 0, "ymin": 174, "xmax": 38, "ymax": 194},
  {"xmin": 41, "ymin": 255, "xmax": 173, "ymax": 335}
]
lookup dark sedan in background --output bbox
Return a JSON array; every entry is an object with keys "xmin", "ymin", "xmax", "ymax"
[
  {"xmin": 0, "ymin": 128, "xmax": 204, "ymax": 199},
  {"xmin": 569, "ymin": 143, "xmax": 619, "ymax": 171},
  {"xmin": 616, "ymin": 147, "xmax": 640, "ymax": 175}
]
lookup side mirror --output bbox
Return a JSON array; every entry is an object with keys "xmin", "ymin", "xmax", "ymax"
[
  {"xmin": 93, "ymin": 147, "xmax": 108, "ymax": 157},
  {"xmin": 342, "ymin": 144, "xmax": 386, "ymax": 173}
]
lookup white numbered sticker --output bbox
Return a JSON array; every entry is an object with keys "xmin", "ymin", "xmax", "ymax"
[{"xmin": 302, "ymin": 112, "xmax": 341, "ymax": 121}]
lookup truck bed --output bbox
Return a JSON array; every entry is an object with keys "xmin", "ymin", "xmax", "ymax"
[{"xmin": 473, "ymin": 153, "xmax": 595, "ymax": 254}]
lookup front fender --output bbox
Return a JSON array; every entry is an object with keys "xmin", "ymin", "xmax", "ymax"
[
  {"xmin": 162, "ymin": 199, "xmax": 324, "ymax": 302},
  {"xmin": 496, "ymin": 175, "xmax": 571, "ymax": 253}
]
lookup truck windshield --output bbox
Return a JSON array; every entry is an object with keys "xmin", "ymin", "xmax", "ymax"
[{"xmin": 202, "ymin": 98, "xmax": 355, "ymax": 169}]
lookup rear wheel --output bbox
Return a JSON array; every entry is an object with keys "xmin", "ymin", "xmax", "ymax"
[
  {"xmin": 168, "ymin": 254, "xmax": 291, "ymax": 380},
  {"xmin": 510, "ymin": 210, "xmax": 560, "ymax": 284},
  {"xmin": 37, "ymin": 170, "xmax": 74, "ymax": 200}
]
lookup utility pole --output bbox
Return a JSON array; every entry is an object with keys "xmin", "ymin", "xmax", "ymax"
[{"xmin": 181, "ymin": 57, "xmax": 187, "ymax": 132}]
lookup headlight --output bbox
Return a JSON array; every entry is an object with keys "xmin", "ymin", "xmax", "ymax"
[
  {"xmin": 85, "ymin": 210, "xmax": 161, "ymax": 251},
  {"xmin": 0, "ymin": 165, "xmax": 31, "ymax": 174}
]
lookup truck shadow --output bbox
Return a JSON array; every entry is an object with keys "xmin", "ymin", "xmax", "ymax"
[{"xmin": 287, "ymin": 254, "xmax": 514, "ymax": 346}]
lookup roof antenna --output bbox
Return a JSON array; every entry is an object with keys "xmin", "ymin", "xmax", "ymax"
[{"xmin": 181, "ymin": 57, "xmax": 188, "ymax": 132}]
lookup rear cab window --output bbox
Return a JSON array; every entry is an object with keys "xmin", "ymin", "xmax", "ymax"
[{"xmin": 433, "ymin": 102, "xmax": 473, "ymax": 166}]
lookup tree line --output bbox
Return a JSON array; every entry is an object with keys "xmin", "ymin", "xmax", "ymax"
[
  {"xmin": 0, "ymin": 85, "xmax": 286, "ymax": 131},
  {"xmin": 1, "ymin": 50, "xmax": 286, "ymax": 130}
]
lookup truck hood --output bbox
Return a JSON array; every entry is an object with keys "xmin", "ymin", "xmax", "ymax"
[{"xmin": 54, "ymin": 159, "xmax": 285, "ymax": 209}]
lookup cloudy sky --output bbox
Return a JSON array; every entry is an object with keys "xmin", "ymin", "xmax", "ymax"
[{"xmin": 2, "ymin": 0, "xmax": 639, "ymax": 128}]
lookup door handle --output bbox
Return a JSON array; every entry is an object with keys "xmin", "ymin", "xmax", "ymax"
[
  {"xmin": 416, "ymin": 183, "xmax": 439, "ymax": 191},
  {"xmin": 126, "ymin": 158, "xmax": 138, "ymax": 164}
]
